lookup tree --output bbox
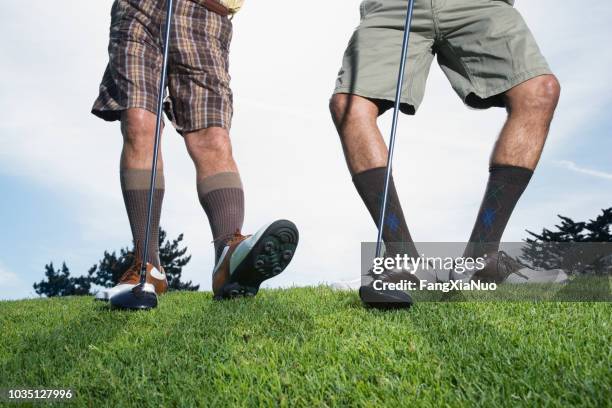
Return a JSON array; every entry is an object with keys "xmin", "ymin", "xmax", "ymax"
[
  {"xmin": 158, "ymin": 229, "xmax": 198, "ymax": 291},
  {"xmin": 33, "ymin": 262, "xmax": 92, "ymax": 297},
  {"xmin": 584, "ymin": 208, "xmax": 612, "ymax": 241},
  {"xmin": 87, "ymin": 228, "xmax": 199, "ymax": 291},
  {"xmin": 34, "ymin": 228, "xmax": 198, "ymax": 297},
  {"xmin": 521, "ymin": 207, "xmax": 612, "ymax": 275}
]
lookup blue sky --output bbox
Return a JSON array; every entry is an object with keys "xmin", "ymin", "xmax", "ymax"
[{"xmin": 1, "ymin": 1, "xmax": 611, "ymax": 300}]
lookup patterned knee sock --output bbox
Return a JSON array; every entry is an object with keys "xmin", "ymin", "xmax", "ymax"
[
  {"xmin": 465, "ymin": 165, "xmax": 533, "ymax": 258},
  {"xmin": 197, "ymin": 172, "xmax": 245, "ymax": 262},
  {"xmin": 352, "ymin": 167, "xmax": 419, "ymax": 259},
  {"xmin": 120, "ymin": 168, "xmax": 165, "ymax": 269}
]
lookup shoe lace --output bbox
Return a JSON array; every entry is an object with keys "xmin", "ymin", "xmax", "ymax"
[
  {"xmin": 119, "ymin": 241, "xmax": 144, "ymax": 283},
  {"xmin": 119, "ymin": 262, "xmax": 142, "ymax": 283},
  {"xmin": 212, "ymin": 229, "xmax": 251, "ymax": 247}
]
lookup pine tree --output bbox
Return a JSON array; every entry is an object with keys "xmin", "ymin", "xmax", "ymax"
[
  {"xmin": 33, "ymin": 262, "xmax": 92, "ymax": 297},
  {"xmin": 158, "ymin": 229, "xmax": 197, "ymax": 291},
  {"xmin": 585, "ymin": 208, "xmax": 612, "ymax": 241},
  {"xmin": 522, "ymin": 207, "xmax": 612, "ymax": 275},
  {"xmin": 34, "ymin": 228, "xmax": 199, "ymax": 297}
]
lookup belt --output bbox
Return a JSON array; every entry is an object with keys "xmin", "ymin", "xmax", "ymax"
[{"xmin": 200, "ymin": 0, "xmax": 230, "ymax": 17}]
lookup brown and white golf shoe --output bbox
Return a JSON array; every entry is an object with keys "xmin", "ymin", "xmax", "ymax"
[
  {"xmin": 95, "ymin": 260, "xmax": 168, "ymax": 301},
  {"xmin": 212, "ymin": 219, "xmax": 299, "ymax": 300}
]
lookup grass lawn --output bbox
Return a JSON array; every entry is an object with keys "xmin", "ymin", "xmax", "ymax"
[{"xmin": 1, "ymin": 287, "xmax": 610, "ymax": 407}]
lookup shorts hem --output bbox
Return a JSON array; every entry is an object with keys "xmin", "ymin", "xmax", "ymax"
[
  {"xmin": 92, "ymin": 104, "xmax": 230, "ymax": 133},
  {"xmin": 471, "ymin": 67, "xmax": 553, "ymax": 101},
  {"xmin": 91, "ymin": 102, "xmax": 158, "ymax": 122},
  {"xmin": 178, "ymin": 122, "xmax": 231, "ymax": 135},
  {"xmin": 333, "ymin": 86, "xmax": 419, "ymax": 114}
]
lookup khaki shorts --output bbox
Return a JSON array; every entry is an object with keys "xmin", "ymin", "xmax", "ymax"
[
  {"xmin": 334, "ymin": 0, "xmax": 552, "ymax": 114},
  {"xmin": 92, "ymin": 0, "xmax": 234, "ymax": 132}
]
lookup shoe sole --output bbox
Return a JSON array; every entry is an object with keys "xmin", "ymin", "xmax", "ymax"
[
  {"xmin": 215, "ymin": 220, "xmax": 299, "ymax": 300},
  {"xmin": 109, "ymin": 284, "xmax": 158, "ymax": 310},
  {"xmin": 94, "ymin": 279, "xmax": 167, "ymax": 302},
  {"xmin": 359, "ymin": 286, "xmax": 413, "ymax": 310}
]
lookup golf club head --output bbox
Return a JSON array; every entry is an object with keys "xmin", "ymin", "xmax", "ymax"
[{"xmin": 110, "ymin": 282, "xmax": 158, "ymax": 310}]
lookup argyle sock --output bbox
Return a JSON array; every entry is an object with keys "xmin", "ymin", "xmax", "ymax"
[
  {"xmin": 197, "ymin": 172, "xmax": 245, "ymax": 262},
  {"xmin": 120, "ymin": 168, "xmax": 164, "ymax": 269},
  {"xmin": 464, "ymin": 165, "xmax": 533, "ymax": 258},
  {"xmin": 352, "ymin": 167, "xmax": 419, "ymax": 259}
]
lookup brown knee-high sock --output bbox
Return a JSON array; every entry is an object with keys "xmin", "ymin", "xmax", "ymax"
[
  {"xmin": 197, "ymin": 172, "xmax": 245, "ymax": 262},
  {"xmin": 464, "ymin": 165, "xmax": 533, "ymax": 258},
  {"xmin": 120, "ymin": 168, "xmax": 165, "ymax": 269},
  {"xmin": 352, "ymin": 167, "xmax": 419, "ymax": 259}
]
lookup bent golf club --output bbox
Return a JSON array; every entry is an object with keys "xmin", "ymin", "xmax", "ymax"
[
  {"xmin": 375, "ymin": 0, "xmax": 416, "ymax": 259},
  {"xmin": 111, "ymin": 0, "xmax": 174, "ymax": 310}
]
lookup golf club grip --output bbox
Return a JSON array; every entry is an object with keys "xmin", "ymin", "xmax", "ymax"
[
  {"xmin": 375, "ymin": 0, "xmax": 415, "ymax": 259},
  {"xmin": 140, "ymin": 0, "xmax": 174, "ymax": 282}
]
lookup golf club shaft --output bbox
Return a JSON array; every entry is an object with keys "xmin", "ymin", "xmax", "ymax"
[
  {"xmin": 375, "ymin": 0, "xmax": 415, "ymax": 259},
  {"xmin": 140, "ymin": 0, "xmax": 174, "ymax": 283}
]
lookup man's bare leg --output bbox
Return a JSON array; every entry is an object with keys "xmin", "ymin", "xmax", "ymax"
[
  {"xmin": 492, "ymin": 75, "xmax": 561, "ymax": 169},
  {"xmin": 330, "ymin": 94, "xmax": 388, "ymax": 175},
  {"xmin": 184, "ymin": 127, "xmax": 238, "ymax": 179},
  {"xmin": 184, "ymin": 127, "xmax": 244, "ymax": 261},
  {"xmin": 120, "ymin": 108, "xmax": 165, "ymax": 269},
  {"xmin": 120, "ymin": 109, "xmax": 164, "ymax": 170},
  {"xmin": 330, "ymin": 94, "xmax": 419, "ymax": 259},
  {"xmin": 465, "ymin": 75, "xmax": 561, "ymax": 258}
]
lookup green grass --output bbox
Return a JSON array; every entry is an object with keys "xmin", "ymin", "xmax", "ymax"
[
  {"xmin": 410, "ymin": 276, "xmax": 612, "ymax": 302},
  {"xmin": 1, "ymin": 287, "xmax": 610, "ymax": 407}
]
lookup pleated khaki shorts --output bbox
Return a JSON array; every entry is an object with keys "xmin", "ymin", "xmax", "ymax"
[{"xmin": 333, "ymin": 0, "xmax": 552, "ymax": 114}]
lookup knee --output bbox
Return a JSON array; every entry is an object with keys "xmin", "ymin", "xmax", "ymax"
[
  {"xmin": 121, "ymin": 109, "xmax": 157, "ymax": 153},
  {"xmin": 329, "ymin": 94, "xmax": 349, "ymax": 124},
  {"xmin": 329, "ymin": 93, "xmax": 378, "ymax": 131},
  {"xmin": 185, "ymin": 128, "xmax": 233, "ymax": 159},
  {"xmin": 536, "ymin": 75, "xmax": 561, "ymax": 109},
  {"xmin": 508, "ymin": 75, "xmax": 561, "ymax": 114}
]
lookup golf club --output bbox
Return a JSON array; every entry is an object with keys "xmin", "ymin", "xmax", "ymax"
[
  {"xmin": 111, "ymin": 0, "xmax": 175, "ymax": 310},
  {"xmin": 375, "ymin": 0, "xmax": 416, "ymax": 259}
]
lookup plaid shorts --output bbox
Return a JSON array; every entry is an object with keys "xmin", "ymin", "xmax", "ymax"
[{"xmin": 92, "ymin": 0, "xmax": 233, "ymax": 132}]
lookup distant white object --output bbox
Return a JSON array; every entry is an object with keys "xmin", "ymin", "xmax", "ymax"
[
  {"xmin": 505, "ymin": 268, "xmax": 569, "ymax": 284},
  {"xmin": 329, "ymin": 278, "xmax": 361, "ymax": 290},
  {"xmin": 94, "ymin": 283, "xmax": 136, "ymax": 301},
  {"xmin": 329, "ymin": 265, "xmax": 569, "ymax": 290},
  {"xmin": 328, "ymin": 267, "xmax": 444, "ymax": 290}
]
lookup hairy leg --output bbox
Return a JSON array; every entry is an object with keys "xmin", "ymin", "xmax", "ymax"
[
  {"xmin": 120, "ymin": 108, "xmax": 165, "ymax": 268},
  {"xmin": 184, "ymin": 127, "xmax": 244, "ymax": 261},
  {"xmin": 330, "ymin": 94, "xmax": 419, "ymax": 259},
  {"xmin": 492, "ymin": 74, "xmax": 561, "ymax": 170},
  {"xmin": 184, "ymin": 127, "xmax": 238, "ymax": 182},
  {"xmin": 330, "ymin": 94, "xmax": 388, "ymax": 175},
  {"xmin": 465, "ymin": 75, "xmax": 561, "ymax": 258},
  {"xmin": 120, "ymin": 108, "xmax": 163, "ymax": 170}
]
